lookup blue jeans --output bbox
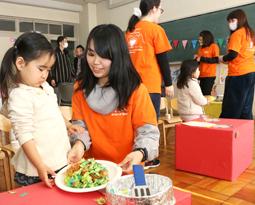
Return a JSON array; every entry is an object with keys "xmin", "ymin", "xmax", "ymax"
[
  {"xmin": 220, "ymin": 72, "xmax": 255, "ymax": 119},
  {"xmin": 149, "ymin": 93, "xmax": 161, "ymax": 120}
]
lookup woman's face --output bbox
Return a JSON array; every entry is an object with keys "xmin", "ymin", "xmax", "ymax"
[
  {"xmin": 86, "ymin": 40, "xmax": 112, "ymax": 86},
  {"xmin": 152, "ymin": 4, "xmax": 164, "ymax": 23},
  {"xmin": 192, "ymin": 67, "xmax": 200, "ymax": 79},
  {"xmin": 198, "ymin": 36, "xmax": 203, "ymax": 46}
]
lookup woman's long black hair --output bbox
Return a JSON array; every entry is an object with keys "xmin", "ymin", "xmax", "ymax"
[
  {"xmin": 126, "ymin": 0, "xmax": 161, "ymax": 32},
  {"xmin": 177, "ymin": 60, "xmax": 199, "ymax": 89},
  {"xmin": 199, "ymin": 30, "xmax": 215, "ymax": 47},
  {"xmin": 77, "ymin": 24, "xmax": 141, "ymax": 110},
  {"xmin": 0, "ymin": 32, "xmax": 54, "ymax": 103}
]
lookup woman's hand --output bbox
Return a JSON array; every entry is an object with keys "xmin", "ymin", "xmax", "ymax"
[
  {"xmin": 68, "ymin": 124, "xmax": 85, "ymax": 136},
  {"xmin": 68, "ymin": 140, "xmax": 85, "ymax": 164},
  {"xmin": 165, "ymin": 85, "xmax": 174, "ymax": 98},
  {"xmin": 118, "ymin": 151, "xmax": 143, "ymax": 174},
  {"xmin": 37, "ymin": 164, "xmax": 56, "ymax": 188}
]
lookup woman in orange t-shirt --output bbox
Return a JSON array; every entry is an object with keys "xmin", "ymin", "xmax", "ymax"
[
  {"xmin": 125, "ymin": 0, "xmax": 174, "ymax": 119},
  {"xmin": 67, "ymin": 24, "xmax": 160, "ymax": 173},
  {"xmin": 195, "ymin": 30, "xmax": 219, "ymax": 95},
  {"xmin": 219, "ymin": 9, "xmax": 255, "ymax": 119}
]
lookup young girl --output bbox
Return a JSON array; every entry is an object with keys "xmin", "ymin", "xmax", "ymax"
[
  {"xmin": 219, "ymin": 9, "xmax": 255, "ymax": 119},
  {"xmin": 67, "ymin": 24, "xmax": 160, "ymax": 173},
  {"xmin": 177, "ymin": 60, "xmax": 208, "ymax": 121},
  {"xmin": 0, "ymin": 32, "xmax": 82, "ymax": 187},
  {"xmin": 125, "ymin": 0, "xmax": 174, "ymax": 119},
  {"xmin": 195, "ymin": 30, "xmax": 219, "ymax": 95}
]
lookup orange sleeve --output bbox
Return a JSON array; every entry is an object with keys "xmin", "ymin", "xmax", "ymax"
[
  {"xmin": 153, "ymin": 26, "xmax": 172, "ymax": 54},
  {"xmin": 228, "ymin": 30, "xmax": 242, "ymax": 53},
  {"xmin": 72, "ymin": 90, "xmax": 84, "ymax": 120},
  {"xmin": 212, "ymin": 44, "xmax": 220, "ymax": 57},
  {"xmin": 131, "ymin": 84, "xmax": 157, "ymax": 129}
]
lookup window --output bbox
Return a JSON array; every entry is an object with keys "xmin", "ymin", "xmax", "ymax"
[
  {"xmin": 35, "ymin": 23, "xmax": 48, "ymax": 34},
  {"xmin": 63, "ymin": 24, "xmax": 74, "ymax": 37},
  {"xmin": 49, "ymin": 24, "xmax": 62, "ymax": 35},
  {"xmin": 0, "ymin": 19, "xmax": 15, "ymax": 31},
  {"xmin": 19, "ymin": 22, "xmax": 33, "ymax": 32}
]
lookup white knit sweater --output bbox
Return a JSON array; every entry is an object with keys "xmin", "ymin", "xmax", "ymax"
[{"xmin": 177, "ymin": 78, "xmax": 207, "ymax": 121}]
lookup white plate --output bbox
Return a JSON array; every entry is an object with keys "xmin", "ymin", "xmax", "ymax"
[{"xmin": 55, "ymin": 160, "xmax": 122, "ymax": 193}]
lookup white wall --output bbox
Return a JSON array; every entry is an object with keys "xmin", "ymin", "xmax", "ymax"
[{"xmin": 0, "ymin": 2, "xmax": 79, "ymax": 23}]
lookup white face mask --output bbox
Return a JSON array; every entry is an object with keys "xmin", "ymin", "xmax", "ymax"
[
  {"xmin": 64, "ymin": 42, "xmax": 68, "ymax": 48},
  {"xmin": 229, "ymin": 21, "xmax": 238, "ymax": 31}
]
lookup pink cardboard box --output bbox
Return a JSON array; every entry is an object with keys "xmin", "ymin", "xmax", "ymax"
[{"xmin": 175, "ymin": 119, "xmax": 254, "ymax": 181}]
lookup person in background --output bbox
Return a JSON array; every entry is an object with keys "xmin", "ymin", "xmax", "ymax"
[
  {"xmin": 126, "ymin": 0, "xmax": 173, "ymax": 169},
  {"xmin": 0, "ymin": 32, "xmax": 85, "ymax": 188},
  {"xmin": 48, "ymin": 36, "xmax": 74, "ymax": 87},
  {"xmin": 67, "ymin": 24, "xmax": 160, "ymax": 173},
  {"xmin": 219, "ymin": 9, "xmax": 255, "ymax": 119},
  {"xmin": 177, "ymin": 60, "xmax": 208, "ymax": 121},
  {"xmin": 195, "ymin": 30, "xmax": 220, "ymax": 95},
  {"xmin": 126, "ymin": 0, "xmax": 174, "ymax": 120},
  {"xmin": 73, "ymin": 45, "xmax": 85, "ymax": 79}
]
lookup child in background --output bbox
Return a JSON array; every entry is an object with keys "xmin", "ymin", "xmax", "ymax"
[
  {"xmin": 195, "ymin": 30, "xmax": 219, "ymax": 95},
  {"xmin": 67, "ymin": 24, "xmax": 160, "ymax": 173},
  {"xmin": 0, "ymin": 32, "xmax": 83, "ymax": 187},
  {"xmin": 177, "ymin": 60, "xmax": 208, "ymax": 121}
]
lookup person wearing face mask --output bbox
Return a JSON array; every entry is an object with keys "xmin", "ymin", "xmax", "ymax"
[
  {"xmin": 219, "ymin": 9, "xmax": 255, "ymax": 119},
  {"xmin": 48, "ymin": 36, "xmax": 74, "ymax": 87},
  {"xmin": 73, "ymin": 45, "xmax": 85, "ymax": 79},
  {"xmin": 194, "ymin": 30, "xmax": 219, "ymax": 95}
]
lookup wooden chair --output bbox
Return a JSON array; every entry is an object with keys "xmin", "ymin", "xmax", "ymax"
[
  {"xmin": 0, "ymin": 114, "xmax": 16, "ymax": 191},
  {"xmin": 158, "ymin": 97, "xmax": 182, "ymax": 147}
]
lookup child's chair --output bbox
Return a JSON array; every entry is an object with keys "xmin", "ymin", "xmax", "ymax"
[
  {"xmin": 0, "ymin": 114, "xmax": 16, "ymax": 191},
  {"xmin": 158, "ymin": 97, "xmax": 182, "ymax": 147}
]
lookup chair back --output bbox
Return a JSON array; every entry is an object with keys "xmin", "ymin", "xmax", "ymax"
[
  {"xmin": 58, "ymin": 82, "xmax": 74, "ymax": 106},
  {"xmin": 160, "ymin": 97, "xmax": 169, "ymax": 115},
  {"xmin": 170, "ymin": 98, "xmax": 179, "ymax": 114},
  {"xmin": 0, "ymin": 114, "xmax": 11, "ymax": 133}
]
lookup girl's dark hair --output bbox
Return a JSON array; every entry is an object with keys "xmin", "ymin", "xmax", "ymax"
[
  {"xmin": 177, "ymin": 60, "xmax": 199, "ymax": 89},
  {"xmin": 0, "ymin": 32, "xmax": 54, "ymax": 102},
  {"xmin": 126, "ymin": 0, "xmax": 161, "ymax": 32},
  {"xmin": 199, "ymin": 30, "xmax": 214, "ymax": 47},
  {"xmin": 77, "ymin": 24, "xmax": 141, "ymax": 109},
  {"xmin": 227, "ymin": 9, "xmax": 254, "ymax": 39}
]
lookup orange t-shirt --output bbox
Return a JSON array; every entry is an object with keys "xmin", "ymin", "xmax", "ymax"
[
  {"xmin": 227, "ymin": 27, "xmax": 255, "ymax": 76},
  {"xmin": 72, "ymin": 84, "xmax": 157, "ymax": 164},
  {"xmin": 126, "ymin": 21, "xmax": 172, "ymax": 93},
  {"xmin": 197, "ymin": 43, "xmax": 219, "ymax": 77}
]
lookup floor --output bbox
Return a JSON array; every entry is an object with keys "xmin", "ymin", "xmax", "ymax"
[{"xmin": 148, "ymin": 125, "xmax": 255, "ymax": 205}]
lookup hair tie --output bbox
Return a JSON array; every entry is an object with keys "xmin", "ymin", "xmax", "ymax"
[{"xmin": 133, "ymin": 7, "xmax": 142, "ymax": 18}]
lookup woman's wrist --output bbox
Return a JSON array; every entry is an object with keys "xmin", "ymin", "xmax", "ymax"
[{"xmin": 133, "ymin": 148, "xmax": 148, "ymax": 162}]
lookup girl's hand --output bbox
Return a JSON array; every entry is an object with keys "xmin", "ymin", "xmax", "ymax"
[
  {"xmin": 68, "ymin": 140, "xmax": 85, "ymax": 164},
  {"xmin": 68, "ymin": 124, "xmax": 85, "ymax": 135},
  {"xmin": 37, "ymin": 164, "xmax": 56, "ymax": 188},
  {"xmin": 118, "ymin": 151, "xmax": 143, "ymax": 174},
  {"xmin": 165, "ymin": 85, "xmax": 174, "ymax": 98}
]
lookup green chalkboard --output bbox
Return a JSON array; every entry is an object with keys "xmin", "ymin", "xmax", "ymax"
[{"xmin": 161, "ymin": 3, "xmax": 255, "ymax": 62}]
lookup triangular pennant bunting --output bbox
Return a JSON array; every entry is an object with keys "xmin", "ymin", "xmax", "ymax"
[
  {"xmin": 217, "ymin": 38, "xmax": 224, "ymax": 48},
  {"xmin": 173, "ymin": 40, "xmax": 179, "ymax": 48},
  {"xmin": 191, "ymin": 40, "xmax": 198, "ymax": 49},
  {"xmin": 182, "ymin": 40, "xmax": 188, "ymax": 49}
]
